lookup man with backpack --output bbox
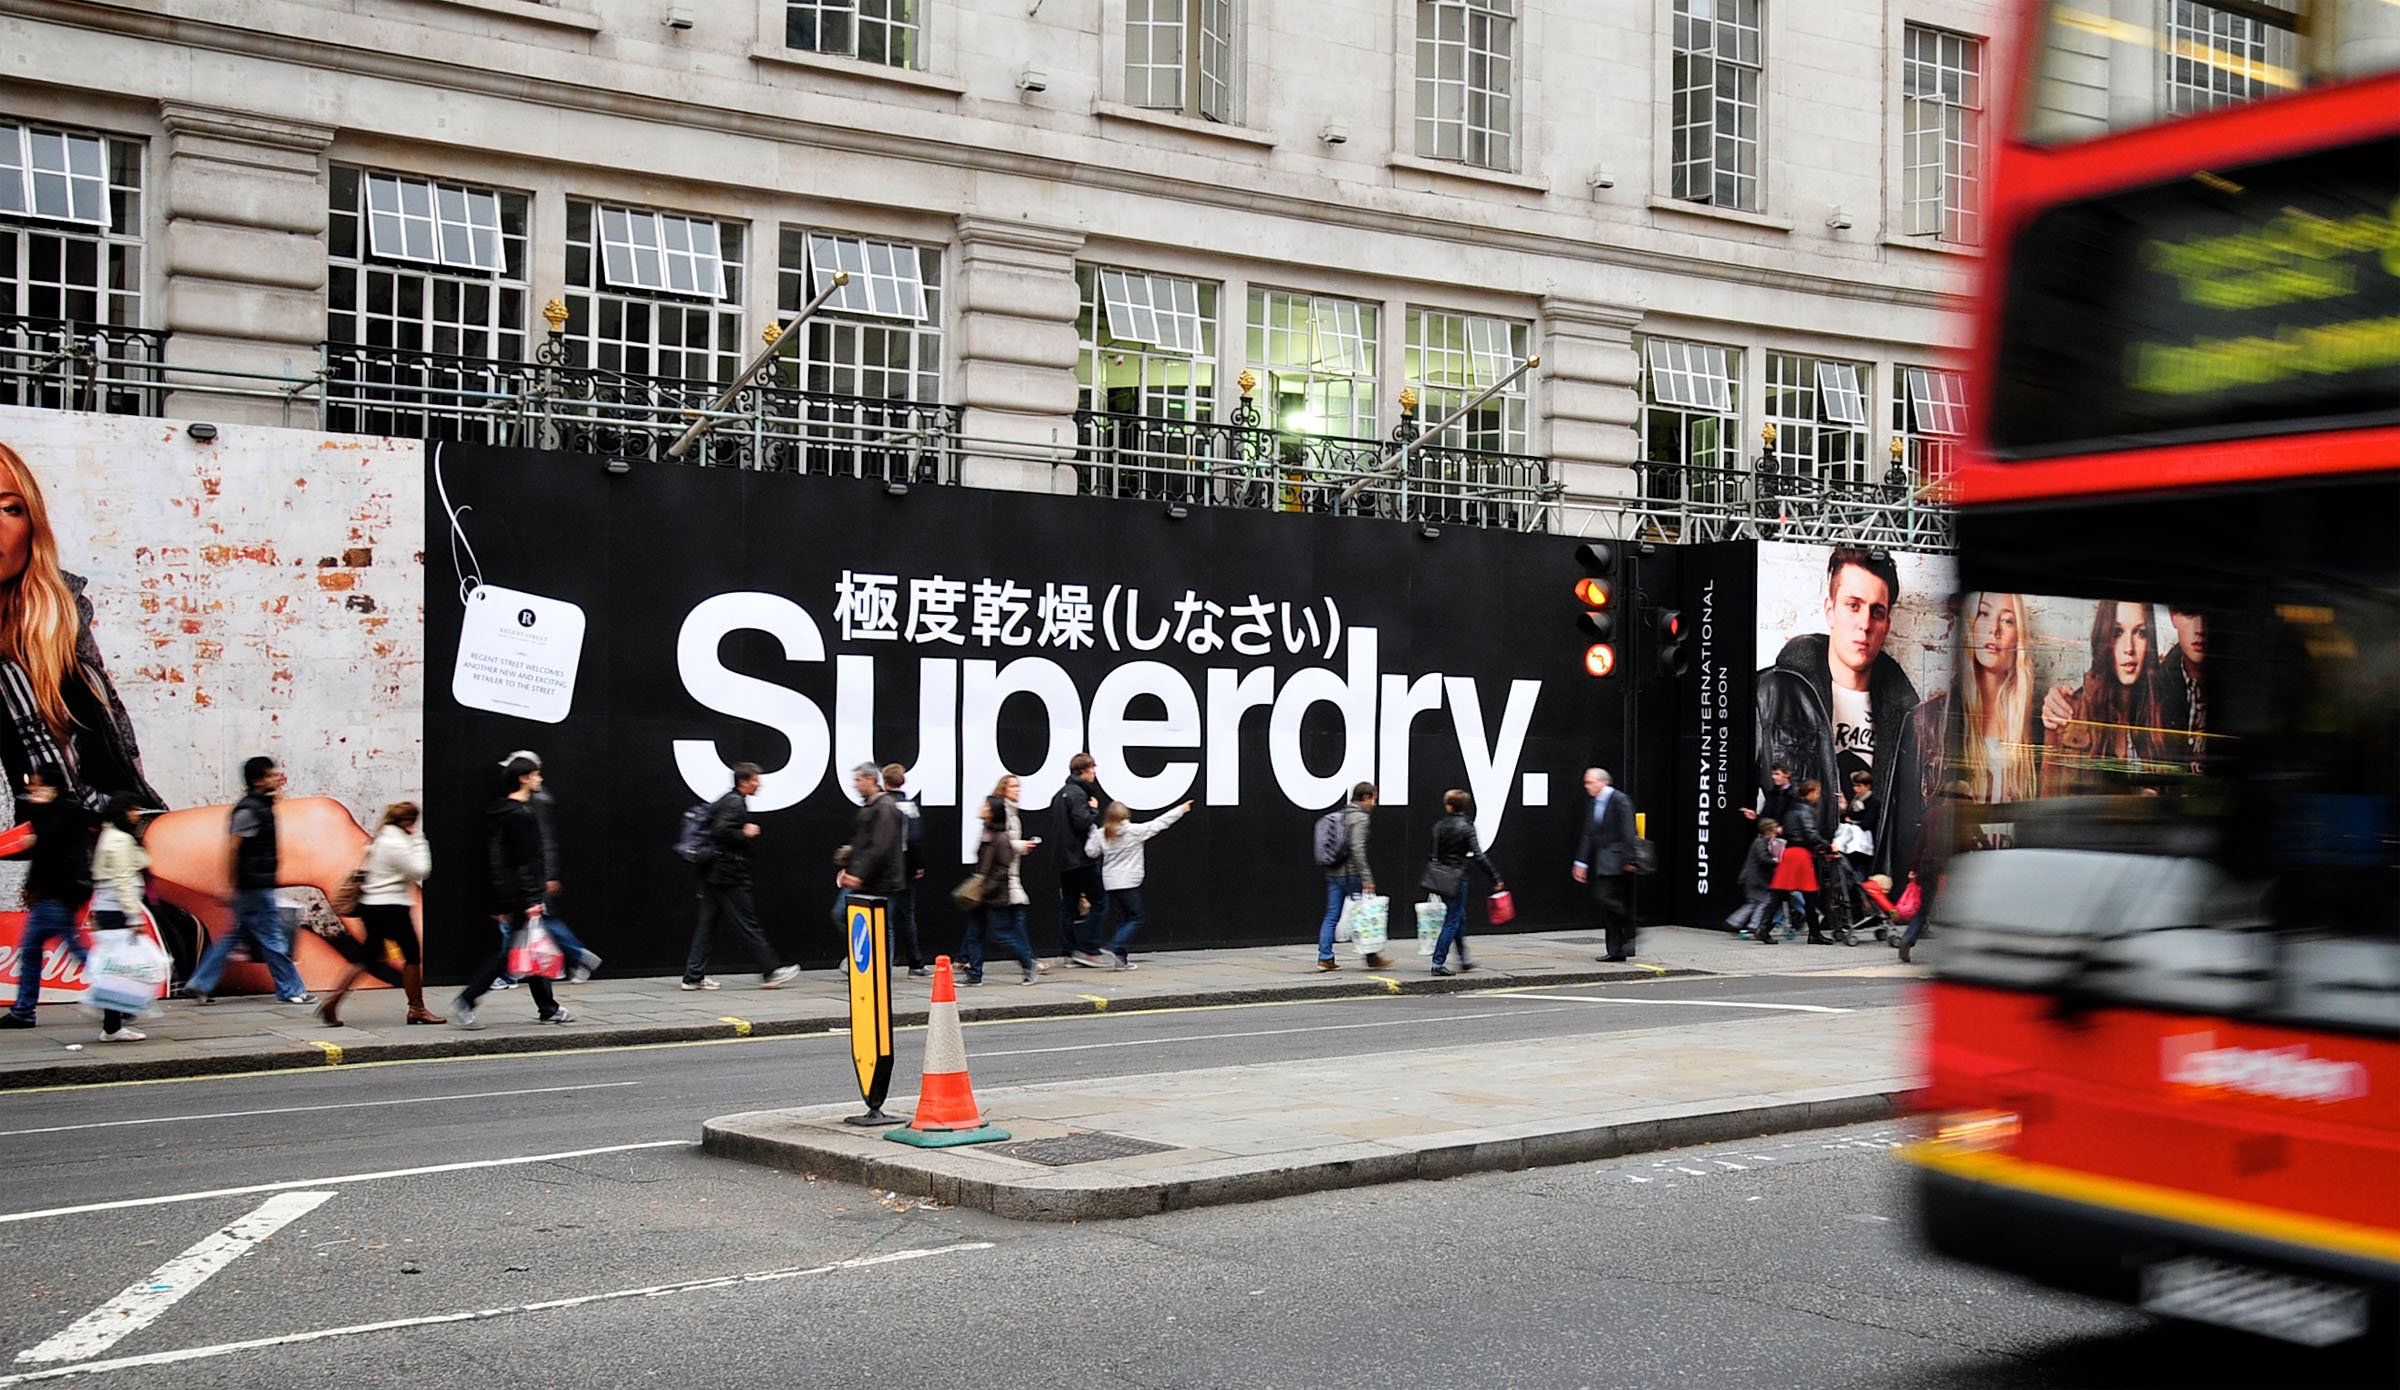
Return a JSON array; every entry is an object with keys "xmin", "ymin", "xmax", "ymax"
[
  {"xmin": 681, "ymin": 761, "xmax": 801, "ymax": 992},
  {"xmin": 1313, "ymin": 782, "xmax": 1386, "ymax": 972},
  {"xmin": 1050, "ymin": 753, "xmax": 1109, "ymax": 968}
]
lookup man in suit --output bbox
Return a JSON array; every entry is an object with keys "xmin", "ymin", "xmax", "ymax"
[{"xmin": 1573, "ymin": 766, "xmax": 1639, "ymax": 962}]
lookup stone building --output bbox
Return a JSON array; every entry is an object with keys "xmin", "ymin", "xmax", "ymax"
[{"xmin": 1, "ymin": 0, "xmax": 2006, "ymax": 547}]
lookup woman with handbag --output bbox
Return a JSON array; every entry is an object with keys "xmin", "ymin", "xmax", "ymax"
[
  {"xmin": 958, "ymin": 775, "xmax": 1040, "ymax": 986},
  {"xmin": 86, "ymin": 795, "xmax": 154, "ymax": 1041},
  {"xmin": 317, "ymin": 801, "xmax": 437, "ymax": 1027},
  {"xmin": 1424, "ymin": 788, "xmax": 1500, "ymax": 977}
]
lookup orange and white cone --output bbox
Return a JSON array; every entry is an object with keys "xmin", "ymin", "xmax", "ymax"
[{"xmin": 885, "ymin": 956, "xmax": 1009, "ymax": 1147}]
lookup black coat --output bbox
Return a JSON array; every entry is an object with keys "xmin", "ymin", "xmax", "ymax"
[
  {"xmin": 1051, "ymin": 777, "xmax": 1107, "ymax": 870},
  {"xmin": 847, "ymin": 791, "xmax": 906, "ymax": 896},
  {"xmin": 484, "ymin": 796, "xmax": 545, "ymax": 916},
  {"xmin": 698, "ymin": 790, "xmax": 756, "ymax": 887},
  {"xmin": 1575, "ymin": 789, "xmax": 1637, "ymax": 891}
]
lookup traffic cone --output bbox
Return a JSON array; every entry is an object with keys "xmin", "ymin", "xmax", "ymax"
[{"xmin": 884, "ymin": 956, "xmax": 1010, "ymax": 1148}]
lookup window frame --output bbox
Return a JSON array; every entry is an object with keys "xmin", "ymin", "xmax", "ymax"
[
  {"xmin": 1901, "ymin": 23, "xmax": 1985, "ymax": 245},
  {"xmin": 1414, "ymin": 0, "xmax": 1518, "ymax": 171},
  {"xmin": 1638, "ymin": 333, "xmax": 1743, "ymax": 506},
  {"xmin": 564, "ymin": 197, "xmax": 748, "ymax": 385},
  {"xmin": 361, "ymin": 171, "xmax": 507, "ymax": 274},
  {"xmin": 1669, "ymin": 0, "xmax": 1764, "ymax": 212},
  {"xmin": 1077, "ymin": 263, "xmax": 1219, "ymax": 423},
  {"xmin": 784, "ymin": 0, "xmax": 923, "ymax": 70},
  {"xmin": 1245, "ymin": 287, "xmax": 1382, "ymax": 440},
  {"xmin": 1765, "ymin": 351, "xmax": 1874, "ymax": 488},
  {"xmin": 1895, "ymin": 363, "xmax": 1967, "ymax": 490},
  {"xmin": 778, "ymin": 226, "xmax": 945, "ymax": 403},
  {"xmin": 2164, "ymin": 0, "xmax": 2299, "ymax": 116},
  {"xmin": 1404, "ymin": 305, "xmax": 1532, "ymax": 454},
  {"xmin": 1126, "ymin": 0, "xmax": 1241, "ymax": 123},
  {"xmin": 0, "ymin": 119, "xmax": 144, "ymax": 331},
  {"xmin": 328, "ymin": 164, "xmax": 530, "ymax": 359}
]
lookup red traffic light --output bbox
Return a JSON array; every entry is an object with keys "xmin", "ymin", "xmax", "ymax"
[{"xmin": 1584, "ymin": 643, "xmax": 1617, "ymax": 678}]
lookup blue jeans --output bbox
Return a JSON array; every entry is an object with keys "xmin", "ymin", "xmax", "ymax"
[
  {"xmin": 1100, "ymin": 887, "xmax": 1145, "ymax": 960},
  {"xmin": 8, "ymin": 898, "xmax": 82, "ymax": 1020},
  {"xmin": 186, "ymin": 889, "xmax": 306, "ymax": 999},
  {"xmin": 1318, "ymin": 874, "xmax": 1363, "ymax": 961},
  {"xmin": 1432, "ymin": 891, "xmax": 1469, "ymax": 967},
  {"xmin": 965, "ymin": 903, "xmax": 1032, "ymax": 982}
]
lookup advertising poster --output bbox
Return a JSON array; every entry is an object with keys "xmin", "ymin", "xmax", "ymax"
[
  {"xmin": 422, "ymin": 444, "xmax": 1629, "ymax": 978},
  {"xmin": 0, "ymin": 407, "xmax": 427, "ymax": 1002}
]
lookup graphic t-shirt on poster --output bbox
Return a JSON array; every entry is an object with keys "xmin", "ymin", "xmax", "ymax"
[{"xmin": 1830, "ymin": 682, "xmax": 1873, "ymax": 789}]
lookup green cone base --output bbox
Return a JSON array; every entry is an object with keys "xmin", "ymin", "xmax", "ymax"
[{"xmin": 884, "ymin": 1124, "xmax": 1012, "ymax": 1148}]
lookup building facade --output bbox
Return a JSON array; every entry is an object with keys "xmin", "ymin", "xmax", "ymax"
[{"xmin": 0, "ymin": 0, "xmax": 2002, "ymax": 547}]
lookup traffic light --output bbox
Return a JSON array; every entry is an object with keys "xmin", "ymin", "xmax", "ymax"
[
  {"xmin": 1575, "ymin": 541, "xmax": 1618, "ymax": 678},
  {"xmin": 1654, "ymin": 607, "xmax": 1689, "ymax": 679}
]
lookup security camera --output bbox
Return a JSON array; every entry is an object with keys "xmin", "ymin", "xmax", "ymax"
[
  {"xmin": 664, "ymin": 6, "xmax": 693, "ymax": 28},
  {"xmin": 1320, "ymin": 123, "xmax": 1349, "ymax": 146},
  {"xmin": 1826, "ymin": 207, "xmax": 1855, "ymax": 231},
  {"xmin": 1587, "ymin": 168, "xmax": 1616, "ymax": 190},
  {"xmin": 1017, "ymin": 68, "xmax": 1048, "ymax": 93}
]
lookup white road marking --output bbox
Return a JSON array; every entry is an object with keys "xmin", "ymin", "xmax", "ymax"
[
  {"xmin": 16, "ymin": 1192, "xmax": 335, "ymax": 1365},
  {"xmin": 1495, "ymin": 992, "xmax": 1851, "ymax": 1014},
  {"xmin": 0, "ymin": 1083, "xmax": 642, "ymax": 1139},
  {"xmin": 0, "ymin": 1242, "xmax": 994, "ymax": 1385},
  {"xmin": 975, "ymin": 1008, "xmax": 1552, "ymax": 1059},
  {"xmin": 0, "ymin": 1141, "xmax": 688, "ymax": 1226}
]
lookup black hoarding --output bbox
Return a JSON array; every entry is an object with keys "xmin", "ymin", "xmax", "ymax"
[
  {"xmin": 422, "ymin": 445, "xmax": 1626, "ymax": 979},
  {"xmin": 1670, "ymin": 542, "xmax": 1759, "ymax": 928}
]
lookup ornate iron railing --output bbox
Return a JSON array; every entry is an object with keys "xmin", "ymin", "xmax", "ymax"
[
  {"xmin": 0, "ymin": 314, "xmax": 169, "ymax": 417},
  {"xmin": 1072, "ymin": 398, "xmax": 1556, "ymax": 532},
  {"xmin": 1612, "ymin": 455, "xmax": 1955, "ymax": 554},
  {"xmin": 317, "ymin": 341, "xmax": 963, "ymax": 484}
]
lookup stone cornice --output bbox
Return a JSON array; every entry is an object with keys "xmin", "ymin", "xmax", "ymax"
[
  {"xmin": 156, "ymin": 101, "xmax": 337, "ymax": 154},
  {"xmin": 1538, "ymin": 295, "xmax": 1645, "ymax": 335},
  {"xmin": 20, "ymin": 0, "xmax": 1970, "ymax": 318},
  {"xmin": 953, "ymin": 215, "xmax": 1087, "ymax": 259}
]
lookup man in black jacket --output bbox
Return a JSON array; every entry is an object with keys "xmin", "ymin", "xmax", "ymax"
[
  {"xmin": 452, "ymin": 755, "xmax": 569, "ymax": 1027},
  {"xmin": 1, "ymin": 763, "xmax": 95, "ymax": 1028},
  {"xmin": 1573, "ymin": 767, "xmax": 1640, "ymax": 962},
  {"xmin": 683, "ymin": 761, "xmax": 800, "ymax": 992},
  {"xmin": 1754, "ymin": 547, "xmax": 1924, "ymax": 885},
  {"xmin": 1051, "ymin": 753, "xmax": 1109, "ymax": 968}
]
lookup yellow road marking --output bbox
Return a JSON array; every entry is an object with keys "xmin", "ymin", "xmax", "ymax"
[
  {"xmin": 718, "ymin": 1016, "xmax": 753, "ymax": 1037},
  {"xmin": 1076, "ymin": 993, "xmax": 1109, "ymax": 1012},
  {"xmin": 306, "ymin": 1041, "xmax": 342, "ymax": 1066},
  {"xmin": 1368, "ymin": 975, "xmax": 1401, "ymax": 994}
]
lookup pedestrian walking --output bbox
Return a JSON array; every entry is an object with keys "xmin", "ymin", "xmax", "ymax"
[
  {"xmin": 178, "ymin": 757, "xmax": 313, "ymax": 1005},
  {"xmin": 1770, "ymin": 817, "xmax": 1820, "ymax": 939},
  {"xmin": 1082, "ymin": 798, "xmax": 1191, "ymax": 970},
  {"xmin": 883, "ymin": 763, "xmax": 928, "ymax": 977},
  {"xmin": 1573, "ymin": 767, "xmax": 1640, "ymax": 962},
  {"xmin": 1730, "ymin": 817, "xmax": 1790, "ymax": 945},
  {"xmin": 504, "ymin": 750, "xmax": 601, "ymax": 983},
  {"xmin": 83, "ymin": 795, "xmax": 154, "ymax": 1039},
  {"xmin": 1423, "ymin": 788, "xmax": 1500, "ymax": 977},
  {"xmin": 1785, "ymin": 780, "xmax": 1833, "ymax": 942},
  {"xmin": 683, "ymin": 761, "xmax": 802, "ymax": 992},
  {"xmin": 1314, "ymin": 782, "xmax": 1383, "ymax": 972},
  {"xmin": 0, "ymin": 763, "xmax": 97, "ymax": 1031},
  {"xmin": 316, "ymin": 801, "xmax": 440, "ymax": 1027},
  {"xmin": 1049, "ymin": 753, "xmax": 1108, "ymax": 967},
  {"xmin": 452, "ymin": 756, "xmax": 571, "ymax": 1027},
  {"xmin": 837, "ymin": 761, "xmax": 907, "ymax": 965},
  {"xmin": 959, "ymin": 775, "xmax": 1039, "ymax": 986}
]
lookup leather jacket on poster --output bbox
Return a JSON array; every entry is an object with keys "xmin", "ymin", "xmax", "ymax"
[{"xmin": 1753, "ymin": 634, "xmax": 1924, "ymax": 882}]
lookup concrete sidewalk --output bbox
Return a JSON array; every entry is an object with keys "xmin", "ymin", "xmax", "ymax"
[
  {"xmin": 703, "ymin": 1004, "xmax": 1916, "ymax": 1221},
  {"xmin": 0, "ymin": 925, "xmax": 1919, "ymax": 1088}
]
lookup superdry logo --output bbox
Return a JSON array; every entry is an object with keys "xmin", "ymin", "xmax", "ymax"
[{"xmin": 2162, "ymin": 1032, "xmax": 2369, "ymax": 1104}]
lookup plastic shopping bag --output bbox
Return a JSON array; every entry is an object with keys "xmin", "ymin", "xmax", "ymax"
[
  {"xmin": 1414, "ymin": 900, "xmax": 1445, "ymax": 954},
  {"xmin": 82, "ymin": 930, "xmax": 171, "ymax": 1018},
  {"xmin": 1342, "ymin": 894, "xmax": 1389, "ymax": 954},
  {"xmin": 506, "ymin": 917, "xmax": 567, "ymax": 980}
]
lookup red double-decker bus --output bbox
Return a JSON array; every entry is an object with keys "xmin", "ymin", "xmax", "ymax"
[{"xmin": 1901, "ymin": 1, "xmax": 2400, "ymax": 1350}]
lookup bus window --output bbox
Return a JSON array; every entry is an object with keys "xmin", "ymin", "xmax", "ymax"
[{"xmin": 2021, "ymin": 2, "xmax": 2400, "ymax": 146}]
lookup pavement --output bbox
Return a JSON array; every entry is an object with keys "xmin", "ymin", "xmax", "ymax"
[
  {"xmin": 0, "ymin": 923, "xmax": 1911, "ymax": 1089},
  {"xmin": 703, "ymin": 1001, "xmax": 1912, "ymax": 1221}
]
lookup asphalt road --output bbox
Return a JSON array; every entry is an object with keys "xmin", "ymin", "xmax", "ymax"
[{"xmin": 1, "ymin": 975, "xmax": 2384, "ymax": 1389}]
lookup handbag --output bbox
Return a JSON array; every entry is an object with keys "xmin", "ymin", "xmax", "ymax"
[
  {"xmin": 1627, "ymin": 838, "xmax": 1661, "ymax": 875},
  {"xmin": 1486, "ymin": 888, "xmax": 1516, "ymax": 926},
  {"xmin": 1419, "ymin": 860, "xmax": 1466, "ymax": 898},
  {"xmin": 949, "ymin": 875, "xmax": 989, "ymax": 912},
  {"xmin": 951, "ymin": 833, "xmax": 1002, "ymax": 912}
]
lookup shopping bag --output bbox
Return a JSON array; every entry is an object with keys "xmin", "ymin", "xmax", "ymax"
[
  {"xmin": 1486, "ymin": 888, "xmax": 1516, "ymax": 926},
  {"xmin": 506, "ymin": 918, "xmax": 566, "ymax": 980},
  {"xmin": 1832, "ymin": 821, "xmax": 1874, "ymax": 857},
  {"xmin": 1414, "ymin": 900, "xmax": 1445, "ymax": 954},
  {"xmin": 1894, "ymin": 878, "xmax": 1923, "ymax": 921},
  {"xmin": 1333, "ymin": 894, "xmax": 1356, "ymax": 943},
  {"xmin": 1343, "ymin": 894, "xmax": 1389, "ymax": 954},
  {"xmin": 82, "ymin": 931, "xmax": 170, "ymax": 1018}
]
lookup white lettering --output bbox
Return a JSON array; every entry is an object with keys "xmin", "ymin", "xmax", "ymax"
[
  {"xmin": 1088, "ymin": 661, "xmax": 1201, "ymax": 808},
  {"xmin": 673, "ymin": 592, "xmax": 830, "ymax": 813},
  {"xmin": 1267, "ymin": 627, "xmax": 1379, "ymax": 811},
  {"xmin": 1445, "ymin": 676, "xmax": 1539, "ymax": 852}
]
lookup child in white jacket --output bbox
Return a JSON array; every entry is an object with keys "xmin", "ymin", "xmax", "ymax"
[{"xmin": 1081, "ymin": 799, "xmax": 1192, "ymax": 970}]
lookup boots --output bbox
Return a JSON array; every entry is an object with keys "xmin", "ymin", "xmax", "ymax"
[
  {"xmin": 315, "ymin": 969, "xmax": 358, "ymax": 1028},
  {"xmin": 403, "ymin": 965, "xmax": 445, "ymax": 1025}
]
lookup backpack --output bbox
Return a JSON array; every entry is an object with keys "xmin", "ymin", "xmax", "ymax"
[
  {"xmin": 675, "ymin": 801, "xmax": 717, "ymax": 866},
  {"xmin": 1311, "ymin": 808, "xmax": 1348, "ymax": 868}
]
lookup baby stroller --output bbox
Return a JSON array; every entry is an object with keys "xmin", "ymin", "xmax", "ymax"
[{"xmin": 1860, "ymin": 873, "xmax": 1922, "ymax": 947}]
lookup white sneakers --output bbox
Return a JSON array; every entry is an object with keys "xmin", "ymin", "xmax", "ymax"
[
  {"xmin": 680, "ymin": 977, "xmax": 721, "ymax": 991},
  {"xmin": 99, "ymin": 1027, "xmax": 147, "ymax": 1042},
  {"xmin": 762, "ymin": 965, "xmax": 801, "ymax": 988}
]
